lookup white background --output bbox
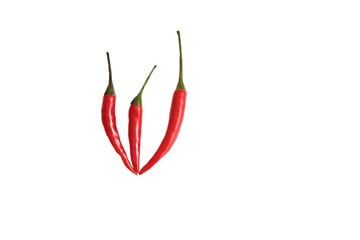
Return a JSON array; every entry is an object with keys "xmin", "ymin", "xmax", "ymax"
[{"xmin": 0, "ymin": 0, "xmax": 359, "ymax": 239}]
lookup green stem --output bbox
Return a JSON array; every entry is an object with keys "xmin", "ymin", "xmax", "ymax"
[
  {"xmin": 131, "ymin": 65, "xmax": 157, "ymax": 106},
  {"xmin": 105, "ymin": 52, "xmax": 116, "ymax": 95},
  {"xmin": 176, "ymin": 31, "xmax": 185, "ymax": 90}
]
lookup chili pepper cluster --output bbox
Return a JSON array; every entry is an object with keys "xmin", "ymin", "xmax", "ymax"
[{"xmin": 101, "ymin": 31, "xmax": 186, "ymax": 175}]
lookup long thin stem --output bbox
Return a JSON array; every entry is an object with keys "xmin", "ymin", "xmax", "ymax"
[
  {"xmin": 105, "ymin": 52, "xmax": 115, "ymax": 95},
  {"xmin": 131, "ymin": 65, "xmax": 157, "ymax": 105},
  {"xmin": 176, "ymin": 31, "xmax": 185, "ymax": 90},
  {"xmin": 139, "ymin": 65, "xmax": 157, "ymax": 95}
]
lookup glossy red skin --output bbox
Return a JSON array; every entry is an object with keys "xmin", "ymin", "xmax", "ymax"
[
  {"xmin": 102, "ymin": 94, "xmax": 136, "ymax": 175},
  {"xmin": 140, "ymin": 89, "xmax": 186, "ymax": 174},
  {"xmin": 128, "ymin": 105, "xmax": 142, "ymax": 174}
]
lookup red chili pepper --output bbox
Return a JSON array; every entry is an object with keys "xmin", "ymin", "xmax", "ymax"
[
  {"xmin": 139, "ymin": 31, "xmax": 186, "ymax": 175},
  {"xmin": 128, "ymin": 65, "xmax": 157, "ymax": 173},
  {"xmin": 101, "ymin": 52, "xmax": 136, "ymax": 175}
]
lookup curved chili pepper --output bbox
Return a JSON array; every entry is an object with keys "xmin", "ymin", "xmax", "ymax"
[
  {"xmin": 128, "ymin": 65, "xmax": 157, "ymax": 173},
  {"xmin": 139, "ymin": 31, "xmax": 186, "ymax": 175},
  {"xmin": 101, "ymin": 52, "xmax": 136, "ymax": 175}
]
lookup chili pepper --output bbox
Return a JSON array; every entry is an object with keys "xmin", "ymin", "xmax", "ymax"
[
  {"xmin": 101, "ymin": 52, "xmax": 136, "ymax": 175},
  {"xmin": 139, "ymin": 31, "xmax": 186, "ymax": 175},
  {"xmin": 128, "ymin": 65, "xmax": 157, "ymax": 173}
]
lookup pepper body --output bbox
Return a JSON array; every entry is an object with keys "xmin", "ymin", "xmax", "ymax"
[
  {"xmin": 128, "ymin": 105, "xmax": 142, "ymax": 173},
  {"xmin": 139, "ymin": 89, "xmax": 186, "ymax": 174},
  {"xmin": 102, "ymin": 95, "xmax": 136, "ymax": 174}
]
